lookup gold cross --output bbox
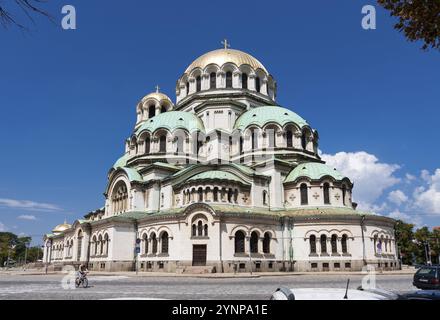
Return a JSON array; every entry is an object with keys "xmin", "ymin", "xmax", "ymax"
[
  {"xmin": 155, "ymin": 85, "xmax": 160, "ymax": 93},
  {"xmin": 221, "ymin": 39, "xmax": 230, "ymax": 50}
]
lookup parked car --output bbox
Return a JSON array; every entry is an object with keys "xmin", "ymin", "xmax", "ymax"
[
  {"xmin": 400, "ymin": 290, "xmax": 440, "ymax": 301},
  {"xmin": 270, "ymin": 287, "xmax": 399, "ymax": 300},
  {"xmin": 413, "ymin": 265, "xmax": 440, "ymax": 290}
]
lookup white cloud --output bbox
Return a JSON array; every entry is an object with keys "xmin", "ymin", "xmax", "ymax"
[
  {"xmin": 0, "ymin": 198, "xmax": 61, "ymax": 212},
  {"xmin": 388, "ymin": 210, "xmax": 423, "ymax": 228},
  {"xmin": 388, "ymin": 190, "xmax": 408, "ymax": 206},
  {"xmin": 17, "ymin": 215, "xmax": 37, "ymax": 221},
  {"xmin": 321, "ymin": 151, "xmax": 400, "ymax": 209},
  {"xmin": 0, "ymin": 222, "xmax": 5, "ymax": 231},
  {"xmin": 405, "ymin": 173, "xmax": 416, "ymax": 183},
  {"xmin": 413, "ymin": 169, "xmax": 440, "ymax": 215}
]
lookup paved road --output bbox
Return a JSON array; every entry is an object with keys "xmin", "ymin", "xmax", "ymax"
[{"xmin": 0, "ymin": 273, "xmax": 416, "ymax": 300}]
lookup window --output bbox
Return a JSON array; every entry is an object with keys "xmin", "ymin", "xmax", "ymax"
[
  {"xmin": 197, "ymin": 221, "xmax": 203, "ymax": 236},
  {"xmin": 323, "ymin": 183, "xmax": 330, "ymax": 204},
  {"xmin": 242, "ymin": 73, "xmax": 248, "ymax": 89},
  {"xmin": 263, "ymin": 191, "xmax": 268, "ymax": 205},
  {"xmin": 161, "ymin": 232, "xmax": 168, "ymax": 254},
  {"xmin": 263, "ymin": 232, "xmax": 271, "ymax": 254},
  {"xmin": 320, "ymin": 235, "xmax": 327, "ymax": 254},
  {"xmin": 301, "ymin": 132, "xmax": 307, "ymax": 150},
  {"xmin": 345, "ymin": 262, "xmax": 351, "ymax": 269},
  {"xmin": 226, "ymin": 71, "xmax": 233, "ymax": 88},
  {"xmin": 235, "ymin": 231, "xmax": 245, "ymax": 253},
  {"xmin": 104, "ymin": 234, "xmax": 109, "ymax": 255},
  {"xmin": 233, "ymin": 189, "xmax": 238, "ymax": 203},
  {"xmin": 93, "ymin": 236, "xmax": 97, "ymax": 256},
  {"xmin": 311, "ymin": 263, "xmax": 318, "ymax": 269},
  {"xmin": 331, "ymin": 234, "xmax": 337, "ymax": 254},
  {"xmin": 239, "ymin": 136, "xmax": 244, "ymax": 154},
  {"xmin": 286, "ymin": 130, "xmax": 293, "ymax": 148},
  {"xmin": 310, "ymin": 235, "xmax": 316, "ymax": 254},
  {"xmin": 204, "ymin": 224, "xmax": 208, "ymax": 237},
  {"xmin": 323, "ymin": 263, "xmax": 329, "ymax": 270},
  {"xmin": 159, "ymin": 135, "xmax": 167, "ymax": 153},
  {"xmin": 186, "ymin": 82, "xmax": 189, "ymax": 95},
  {"xmin": 161, "ymin": 105, "xmax": 167, "ymax": 113},
  {"xmin": 151, "ymin": 233, "xmax": 157, "ymax": 254},
  {"xmin": 143, "ymin": 234, "xmax": 148, "ymax": 254},
  {"xmin": 267, "ymin": 129, "xmax": 276, "ymax": 148},
  {"xmin": 210, "ymin": 72, "xmax": 216, "ymax": 89},
  {"xmin": 342, "ymin": 234, "xmax": 348, "ymax": 253},
  {"xmin": 192, "ymin": 224, "xmax": 196, "ymax": 237},
  {"xmin": 145, "ymin": 137, "xmax": 150, "ymax": 154},
  {"xmin": 228, "ymin": 189, "xmax": 233, "ymax": 203},
  {"xmin": 250, "ymin": 232, "xmax": 258, "ymax": 253},
  {"xmin": 213, "ymin": 187, "xmax": 218, "ymax": 202},
  {"xmin": 300, "ymin": 184, "xmax": 308, "ymax": 205},
  {"xmin": 251, "ymin": 129, "xmax": 258, "ymax": 150},
  {"xmin": 198, "ymin": 188, "xmax": 203, "ymax": 202},
  {"xmin": 112, "ymin": 181, "xmax": 128, "ymax": 214},
  {"xmin": 334, "ymin": 263, "xmax": 340, "ymax": 269},
  {"xmin": 255, "ymin": 77, "xmax": 261, "ymax": 92},
  {"xmin": 342, "ymin": 185, "xmax": 347, "ymax": 205},
  {"xmin": 196, "ymin": 76, "xmax": 201, "ymax": 92},
  {"xmin": 175, "ymin": 135, "xmax": 184, "ymax": 154},
  {"xmin": 148, "ymin": 105, "xmax": 156, "ymax": 118}
]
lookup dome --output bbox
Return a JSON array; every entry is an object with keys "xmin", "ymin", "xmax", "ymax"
[
  {"xmin": 141, "ymin": 91, "xmax": 172, "ymax": 104},
  {"xmin": 136, "ymin": 111, "xmax": 205, "ymax": 135},
  {"xmin": 234, "ymin": 106, "xmax": 309, "ymax": 131},
  {"xmin": 52, "ymin": 222, "xmax": 71, "ymax": 234},
  {"xmin": 184, "ymin": 49, "xmax": 268, "ymax": 74},
  {"xmin": 188, "ymin": 170, "xmax": 249, "ymax": 185},
  {"xmin": 285, "ymin": 162, "xmax": 348, "ymax": 183}
]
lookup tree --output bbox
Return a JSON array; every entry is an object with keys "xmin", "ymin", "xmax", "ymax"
[
  {"xmin": 0, "ymin": 0, "xmax": 52, "ymax": 29},
  {"xmin": 377, "ymin": 0, "xmax": 440, "ymax": 50},
  {"xmin": 0, "ymin": 232, "xmax": 43, "ymax": 266},
  {"xmin": 395, "ymin": 220, "xmax": 417, "ymax": 265}
]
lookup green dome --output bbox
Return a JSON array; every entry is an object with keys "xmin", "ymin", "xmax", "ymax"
[
  {"xmin": 188, "ymin": 170, "xmax": 249, "ymax": 185},
  {"xmin": 113, "ymin": 153, "xmax": 129, "ymax": 169},
  {"xmin": 285, "ymin": 162, "xmax": 348, "ymax": 183},
  {"xmin": 234, "ymin": 106, "xmax": 308, "ymax": 131},
  {"xmin": 136, "ymin": 111, "xmax": 205, "ymax": 135}
]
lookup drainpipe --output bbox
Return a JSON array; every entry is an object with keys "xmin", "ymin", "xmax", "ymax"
[{"xmin": 361, "ymin": 215, "xmax": 367, "ymax": 266}]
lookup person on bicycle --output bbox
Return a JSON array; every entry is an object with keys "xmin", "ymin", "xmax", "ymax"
[{"xmin": 78, "ymin": 264, "xmax": 88, "ymax": 278}]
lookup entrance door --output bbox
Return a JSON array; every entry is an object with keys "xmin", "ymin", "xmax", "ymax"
[{"xmin": 192, "ymin": 245, "xmax": 207, "ymax": 266}]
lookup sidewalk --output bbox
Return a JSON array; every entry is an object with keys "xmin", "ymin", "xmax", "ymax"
[{"xmin": 0, "ymin": 268, "xmax": 416, "ymax": 278}]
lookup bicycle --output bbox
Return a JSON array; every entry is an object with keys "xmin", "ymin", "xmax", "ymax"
[{"xmin": 75, "ymin": 272, "xmax": 89, "ymax": 288}]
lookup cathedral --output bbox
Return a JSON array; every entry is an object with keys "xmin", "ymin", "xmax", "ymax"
[{"xmin": 43, "ymin": 43, "xmax": 399, "ymax": 273}]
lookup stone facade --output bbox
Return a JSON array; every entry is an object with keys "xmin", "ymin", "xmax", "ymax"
[{"xmin": 43, "ymin": 46, "xmax": 399, "ymax": 273}]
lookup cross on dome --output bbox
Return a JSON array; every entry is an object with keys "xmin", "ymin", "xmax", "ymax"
[
  {"xmin": 155, "ymin": 85, "xmax": 160, "ymax": 93},
  {"xmin": 221, "ymin": 39, "xmax": 230, "ymax": 50}
]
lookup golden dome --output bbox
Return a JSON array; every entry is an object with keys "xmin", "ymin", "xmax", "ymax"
[
  {"xmin": 52, "ymin": 222, "xmax": 71, "ymax": 233},
  {"xmin": 141, "ymin": 92, "xmax": 172, "ymax": 103},
  {"xmin": 184, "ymin": 49, "xmax": 268, "ymax": 74}
]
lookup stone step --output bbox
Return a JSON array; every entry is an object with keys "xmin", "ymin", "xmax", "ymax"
[{"xmin": 180, "ymin": 266, "xmax": 216, "ymax": 274}]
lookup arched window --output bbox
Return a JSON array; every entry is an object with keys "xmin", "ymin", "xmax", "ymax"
[
  {"xmin": 301, "ymin": 132, "xmax": 307, "ymax": 150},
  {"xmin": 341, "ymin": 234, "xmax": 348, "ymax": 253},
  {"xmin": 213, "ymin": 187, "xmax": 218, "ymax": 202},
  {"xmin": 192, "ymin": 224, "xmax": 196, "ymax": 237},
  {"xmin": 112, "ymin": 181, "xmax": 128, "ymax": 214},
  {"xmin": 310, "ymin": 235, "xmax": 316, "ymax": 254},
  {"xmin": 255, "ymin": 77, "xmax": 261, "ymax": 92},
  {"xmin": 227, "ymin": 189, "xmax": 233, "ymax": 203},
  {"xmin": 267, "ymin": 128, "xmax": 276, "ymax": 148},
  {"xmin": 226, "ymin": 71, "xmax": 233, "ymax": 88},
  {"xmin": 104, "ymin": 234, "xmax": 109, "ymax": 255},
  {"xmin": 263, "ymin": 232, "xmax": 271, "ymax": 254},
  {"xmin": 320, "ymin": 235, "xmax": 327, "ymax": 253},
  {"xmin": 159, "ymin": 135, "xmax": 167, "ymax": 153},
  {"xmin": 204, "ymin": 224, "xmax": 208, "ymax": 237},
  {"xmin": 239, "ymin": 136, "xmax": 244, "ymax": 154},
  {"xmin": 250, "ymin": 232, "xmax": 259, "ymax": 253},
  {"xmin": 331, "ymin": 234, "xmax": 337, "ymax": 254},
  {"xmin": 210, "ymin": 72, "xmax": 216, "ymax": 89},
  {"xmin": 233, "ymin": 189, "xmax": 238, "ymax": 203},
  {"xmin": 286, "ymin": 130, "xmax": 293, "ymax": 148},
  {"xmin": 76, "ymin": 230, "xmax": 83, "ymax": 262},
  {"xmin": 93, "ymin": 236, "xmax": 97, "ymax": 256},
  {"xmin": 242, "ymin": 73, "xmax": 248, "ymax": 89},
  {"xmin": 235, "ymin": 231, "xmax": 245, "ymax": 253},
  {"xmin": 148, "ymin": 105, "xmax": 156, "ymax": 118},
  {"xmin": 145, "ymin": 137, "xmax": 150, "ymax": 154},
  {"xmin": 161, "ymin": 232, "xmax": 169, "ymax": 254},
  {"xmin": 143, "ymin": 233, "xmax": 148, "ymax": 254},
  {"xmin": 196, "ymin": 76, "xmax": 201, "ymax": 92},
  {"xmin": 323, "ymin": 183, "xmax": 330, "ymax": 205},
  {"xmin": 175, "ymin": 135, "xmax": 184, "ymax": 154},
  {"xmin": 197, "ymin": 221, "xmax": 203, "ymax": 236},
  {"xmin": 186, "ymin": 82, "xmax": 189, "ymax": 95},
  {"xmin": 99, "ymin": 235, "xmax": 103, "ymax": 255},
  {"xmin": 198, "ymin": 188, "xmax": 203, "ymax": 202},
  {"xmin": 151, "ymin": 233, "xmax": 157, "ymax": 254},
  {"xmin": 263, "ymin": 191, "xmax": 268, "ymax": 205},
  {"xmin": 251, "ymin": 129, "xmax": 258, "ymax": 150},
  {"xmin": 300, "ymin": 183, "xmax": 308, "ymax": 205},
  {"xmin": 342, "ymin": 185, "xmax": 347, "ymax": 205},
  {"xmin": 373, "ymin": 235, "xmax": 378, "ymax": 254}
]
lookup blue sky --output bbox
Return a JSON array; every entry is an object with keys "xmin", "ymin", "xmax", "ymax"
[{"xmin": 0, "ymin": 0, "xmax": 439, "ymax": 245}]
